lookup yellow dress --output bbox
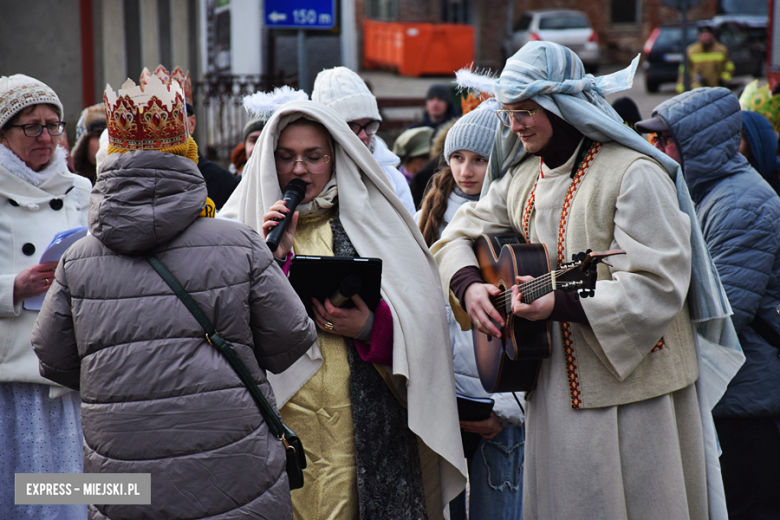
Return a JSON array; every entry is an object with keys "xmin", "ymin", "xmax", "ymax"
[{"xmin": 283, "ymin": 209, "xmax": 359, "ymax": 519}]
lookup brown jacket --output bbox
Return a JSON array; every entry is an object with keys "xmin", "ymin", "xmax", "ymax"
[{"xmin": 31, "ymin": 151, "xmax": 316, "ymax": 519}]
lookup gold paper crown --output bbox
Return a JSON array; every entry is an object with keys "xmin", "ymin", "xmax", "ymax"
[
  {"xmin": 104, "ymin": 74, "xmax": 189, "ymax": 153},
  {"xmin": 141, "ymin": 65, "xmax": 192, "ymax": 107}
]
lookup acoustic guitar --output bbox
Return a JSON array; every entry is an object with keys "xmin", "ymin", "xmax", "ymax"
[{"xmin": 472, "ymin": 234, "xmax": 624, "ymax": 393}]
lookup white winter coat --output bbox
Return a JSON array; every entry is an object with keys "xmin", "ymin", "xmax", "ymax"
[
  {"xmin": 0, "ymin": 145, "xmax": 90, "ymax": 393},
  {"xmin": 373, "ymin": 136, "xmax": 416, "ymax": 215},
  {"xmin": 416, "ymin": 190, "xmax": 525, "ymax": 425}
]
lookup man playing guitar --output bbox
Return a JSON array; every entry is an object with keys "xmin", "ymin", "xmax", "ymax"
[{"xmin": 432, "ymin": 42, "xmax": 738, "ymax": 520}]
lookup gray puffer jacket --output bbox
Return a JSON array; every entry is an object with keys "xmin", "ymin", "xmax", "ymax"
[
  {"xmin": 651, "ymin": 87, "xmax": 780, "ymax": 417},
  {"xmin": 31, "ymin": 151, "xmax": 316, "ymax": 519}
]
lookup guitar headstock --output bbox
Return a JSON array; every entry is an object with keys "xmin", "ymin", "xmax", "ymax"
[{"xmin": 558, "ymin": 249, "xmax": 626, "ymax": 298}]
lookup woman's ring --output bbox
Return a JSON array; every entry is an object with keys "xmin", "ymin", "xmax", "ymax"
[
  {"xmin": 45, "ymin": 278, "xmax": 49, "ymax": 286},
  {"xmin": 474, "ymin": 319, "xmax": 481, "ymax": 326},
  {"xmin": 324, "ymin": 321, "xmax": 334, "ymax": 331}
]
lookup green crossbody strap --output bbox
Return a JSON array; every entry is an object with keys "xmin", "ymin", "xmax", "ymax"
[{"xmin": 144, "ymin": 253, "xmax": 288, "ymax": 442}]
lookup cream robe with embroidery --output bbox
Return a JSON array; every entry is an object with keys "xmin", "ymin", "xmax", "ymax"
[{"xmin": 433, "ymin": 142, "xmax": 707, "ymax": 519}]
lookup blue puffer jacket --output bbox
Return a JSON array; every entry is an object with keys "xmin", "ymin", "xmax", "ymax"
[{"xmin": 652, "ymin": 87, "xmax": 780, "ymax": 417}]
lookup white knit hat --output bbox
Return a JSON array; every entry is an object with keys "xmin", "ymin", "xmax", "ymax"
[
  {"xmin": 312, "ymin": 67, "xmax": 382, "ymax": 123},
  {"xmin": 443, "ymin": 99, "xmax": 500, "ymax": 164},
  {"xmin": 0, "ymin": 74, "xmax": 63, "ymax": 130}
]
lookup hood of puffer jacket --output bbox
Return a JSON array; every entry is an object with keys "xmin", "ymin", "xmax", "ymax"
[
  {"xmin": 651, "ymin": 87, "xmax": 750, "ymax": 203},
  {"xmin": 89, "ymin": 151, "xmax": 207, "ymax": 255}
]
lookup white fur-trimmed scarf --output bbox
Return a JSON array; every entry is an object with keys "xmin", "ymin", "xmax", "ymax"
[{"xmin": 0, "ymin": 144, "xmax": 68, "ymax": 187}]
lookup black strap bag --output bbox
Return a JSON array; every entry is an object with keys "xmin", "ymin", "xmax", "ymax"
[{"xmin": 144, "ymin": 253, "xmax": 307, "ymax": 489}]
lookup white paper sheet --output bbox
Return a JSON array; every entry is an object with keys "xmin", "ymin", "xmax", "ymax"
[{"xmin": 23, "ymin": 227, "xmax": 89, "ymax": 311}]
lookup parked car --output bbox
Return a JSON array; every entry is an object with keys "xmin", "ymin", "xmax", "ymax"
[
  {"xmin": 502, "ymin": 10, "xmax": 600, "ymax": 73},
  {"xmin": 642, "ymin": 21, "xmax": 764, "ymax": 93},
  {"xmin": 714, "ymin": 0, "xmax": 768, "ymax": 62}
]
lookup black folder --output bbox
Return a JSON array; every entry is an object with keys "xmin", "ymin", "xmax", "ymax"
[
  {"xmin": 456, "ymin": 394, "xmax": 495, "ymax": 459},
  {"xmin": 289, "ymin": 255, "xmax": 383, "ymax": 320}
]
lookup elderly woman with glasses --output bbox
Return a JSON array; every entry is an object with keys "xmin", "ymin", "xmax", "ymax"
[
  {"xmin": 220, "ymin": 100, "xmax": 466, "ymax": 520},
  {"xmin": 0, "ymin": 74, "xmax": 91, "ymax": 518}
]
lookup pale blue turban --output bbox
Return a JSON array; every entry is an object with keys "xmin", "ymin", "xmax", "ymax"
[{"xmin": 486, "ymin": 44, "xmax": 741, "ymax": 511}]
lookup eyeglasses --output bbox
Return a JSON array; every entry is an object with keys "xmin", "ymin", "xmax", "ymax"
[
  {"xmin": 496, "ymin": 108, "xmax": 541, "ymax": 128},
  {"xmin": 7, "ymin": 122, "xmax": 67, "ymax": 137},
  {"xmin": 274, "ymin": 152, "xmax": 331, "ymax": 174},
  {"xmin": 653, "ymin": 133, "xmax": 675, "ymax": 148},
  {"xmin": 348, "ymin": 120, "xmax": 380, "ymax": 137}
]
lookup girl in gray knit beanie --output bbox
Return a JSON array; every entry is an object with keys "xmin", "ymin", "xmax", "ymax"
[
  {"xmin": 415, "ymin": 95, "xmax": 525, "ymax": 520},
  {"xmin": 417, "ymin": 98, "xmax": 499, "ymax": 247}
]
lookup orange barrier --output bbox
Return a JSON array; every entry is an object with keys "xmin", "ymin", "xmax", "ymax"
[{"xmin": 363, "ymin": 20, "xmax": 475, "ymax": 77}]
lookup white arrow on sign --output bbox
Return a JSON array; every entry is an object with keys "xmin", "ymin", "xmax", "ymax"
[{"xmin": 268, "ymin": 11, "xmax": 287, "ymax": 23}]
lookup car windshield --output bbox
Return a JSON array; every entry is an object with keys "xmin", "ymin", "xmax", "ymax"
[
  {"xmin": 539, "ymin": 14, "xmax": 590, "ymax": 30},
  {"xmin": 655, "ymin": 26, "xmax": 699, "ymax": 48},
  {"xmin": 720, "ymin": 0, "xmax": 767, "ymax": 16}
]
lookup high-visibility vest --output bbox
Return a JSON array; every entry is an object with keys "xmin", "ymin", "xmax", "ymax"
[{"xmin": 676, "ymin": 41, "xmax": 734, "ymax": 92}]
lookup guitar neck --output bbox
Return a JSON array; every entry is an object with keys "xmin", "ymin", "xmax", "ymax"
[
  {"xmin": 491, "ymin": 268, "xmax": 568, "ymax": 316},
  {"xmin": 518, "ymin": 271, "xmax": 558, "ymax": 304}
]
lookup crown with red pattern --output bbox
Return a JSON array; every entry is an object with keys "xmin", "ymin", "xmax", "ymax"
[
  {"xmin": 104, "ymin": 73, "xmax": 189, "ymax": 152},
  {"xmin": 141, "ymin": 65, "xmax": 192, "ymax": 107}
]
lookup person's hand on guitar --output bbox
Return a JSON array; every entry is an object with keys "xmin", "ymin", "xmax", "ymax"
[
  {"xmin": 511, "ymin": 275, "xmax": 554, "ymax": 321},
  {"xmin": 460, "ymin": 412, "xmax": 503, "ymax": 439},
  {"xmin": 464, "ymin": 283, "xmax": 504, "ymax": 338}
]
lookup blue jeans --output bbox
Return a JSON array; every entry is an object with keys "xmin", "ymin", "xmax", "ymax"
[{"xmin": 450, "ymin": 424, "xmax": 524, "ymax": 519}]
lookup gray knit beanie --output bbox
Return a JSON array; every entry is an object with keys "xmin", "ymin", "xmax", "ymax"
[
  {"xmin": 443, "ymin": 99, "xmax": 499, "ymax": 164},
  {"xmin": 312, "ymin": 66, "xmax": 382, "ymax": 122}
]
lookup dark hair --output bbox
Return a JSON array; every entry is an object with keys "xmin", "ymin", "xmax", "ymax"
[
  {"xmin": 418, "ymin": 156, "xmax": 457, "ymax": 247},
  {"xmin": 72, "ymin": 129, "xmax": 102, "ymax": 184}
]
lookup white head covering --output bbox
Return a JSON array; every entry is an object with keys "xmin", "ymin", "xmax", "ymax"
[
  {"xmin": 220, "ymin": 100, "xmax": 468, "ymax": 508},
  {"xmin": 312, "ymin": 66, "xmax": 382, "ymax": 122},
  {"xmin": 0, "ymin": 74, "xmax": 63, "ymax": 130}
]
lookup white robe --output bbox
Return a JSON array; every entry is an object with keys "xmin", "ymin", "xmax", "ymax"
[{"xmin": 521, "ymin": 151, "xmax": 708, "ymax": 520}]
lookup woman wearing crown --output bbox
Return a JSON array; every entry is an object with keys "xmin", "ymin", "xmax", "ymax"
[
  {"xmin": 32, "ymin": 74, "xmax": 317, "ymax": 519},
  {"xmin": 220, "ymin": 97, "xmax": 467, "ymax": 519}
]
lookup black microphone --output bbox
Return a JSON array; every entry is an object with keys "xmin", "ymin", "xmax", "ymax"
[
  {"xmin": 329, "ymin": 274, "xmax": 362, "ymax": 307},
  {"xmin": 266, "ymin": 179, "xmax": 307, "ymax": 253}
]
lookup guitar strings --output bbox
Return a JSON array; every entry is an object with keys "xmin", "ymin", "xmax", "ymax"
[
  {"xmin": 492, "ymin": 267, "xmax": 573, "ymax": 306},
  {"xmin": 491, "ymin": 265, "xmax": 578, "ymax": 308}
]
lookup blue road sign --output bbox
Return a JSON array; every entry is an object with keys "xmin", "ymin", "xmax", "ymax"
[{"xmin": 265, "ymin": 0, "xmax": 337, "ymax": 30}]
